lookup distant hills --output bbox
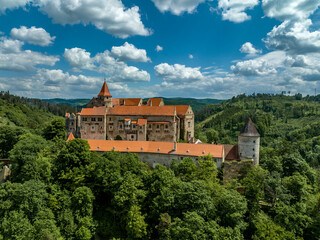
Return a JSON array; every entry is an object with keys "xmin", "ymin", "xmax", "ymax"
[{"xmin": 42, "ymin": 97, "xmax": 223, "ymax": 113}]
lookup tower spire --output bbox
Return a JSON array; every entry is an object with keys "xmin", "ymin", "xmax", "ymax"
[{"xmin": 98, "ymin": 79, "xmax": 112, "ymax": 97}]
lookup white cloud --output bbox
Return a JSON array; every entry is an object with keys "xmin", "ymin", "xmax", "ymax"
[
  {"xmin": 154, "ymin": 63, "xmax": 204, "ymax": 82},
  {"xmin": 262, "ymin": 0, "xmax": 320, "ymax": 21},
  {"xmin": 64, "ymin": 47, "xmax": 150, "ymax": 82},
  {"xmin": 0, "ymin": 0, "xmax": 151, "ymax": 38},
  {"xmin": 231, "ymin": 51, "xmax": 286, "ymax": 76},
  {"xmin": 189, "ymin": 54, "xmax": 194, "ymax": 59},
  {"xmin": 240, "ymin": 42, "xmax": 262, "ymax": 56},
  {"xmin": 265, "ymin": 19, "xmax": 320, "ymax": 54},
  {"xmin": 32, "ymin": 0, "xmax": 151, "ymax": 38},
  {"xmin": 0, "ymin": 0, "xmax": 31, "ymax": 13},
  {"xmin": 63, "ymin": 47, "xmax": 94, "ymax": 69},
  {"xmin": 218, "ymin": 0, "xmax": 259, "ymax": 23},
  {"xmin": 111, "ymin": 42, "xmax": 150, "ymax": 62},
  {"xmin": 156, "ymin": 45, "xmax": 163, "ymax": 52},
  {"xmin": 10, "ymin": 26, "xmax": 55, "ymax": 46},
  {"xmin": 151, "ymin": 0, "xmax": 206, "ymax": 15},
  {"xmin": 0, "ymin": 37, "xmax": 59, "ymax": 71}
]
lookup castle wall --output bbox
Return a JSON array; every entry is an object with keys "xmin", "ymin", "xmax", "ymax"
[
  {"xmin": 80, "ymin": 115, "xmax": 106, "ymax": 140},
  {"xmin": 238, "ymin": 136, "xmax": 260, "ymax": 165},
  {"xmin": 223, "ymin": 159, "xmax": 254, "ymax": 183},
  {"xmin": 106, "ymin": 115, "xmax": 177, "ymax": 142}
]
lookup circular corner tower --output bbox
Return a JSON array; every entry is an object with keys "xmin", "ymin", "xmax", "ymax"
[{"xmin": 238, "ymin": 118, "xmax": 260, "ymax": 165}]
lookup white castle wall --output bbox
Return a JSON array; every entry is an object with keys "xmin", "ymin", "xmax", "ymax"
[{"xmin": 238, "ymin": 136, "xmax": 260, "ymax": 165}]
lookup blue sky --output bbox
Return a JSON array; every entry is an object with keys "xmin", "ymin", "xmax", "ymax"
[{"xmin": 0, "ymin": 0, "xmax": 320, "ymax": 99}]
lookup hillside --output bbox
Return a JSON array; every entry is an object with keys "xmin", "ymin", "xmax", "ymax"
[
  {"xmin": 0, "ymin": 91, "xmax": 75, "ymax": 133},
  {"xmin": 195, "ymin": 93, "xmax": 320, "ymax": 163},
  {"xmin": 43, "ymin": 97, "xmax": 223, "ymax": 113}
]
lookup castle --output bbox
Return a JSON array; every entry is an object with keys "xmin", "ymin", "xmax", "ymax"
[
  {"xmin": 66, "ymin": 81, "xmax": 194, "ymax": 143},
  {"xmin": 66, "ymin": 81, "xmax": 260, "ymax": 175}
]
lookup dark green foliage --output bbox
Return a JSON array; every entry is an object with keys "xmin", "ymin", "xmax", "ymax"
[
  {"xmin": 42, "ymin": 117, "xmax": 66, "ymax": 140},
  {"xmin": 0, "ymin": 125, "xmax": 28, "ymax": 158}
]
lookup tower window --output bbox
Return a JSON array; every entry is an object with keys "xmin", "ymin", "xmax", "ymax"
[
  {"xmin": 253, "ymin": 148, "xmax": 255, "ymax": 151},
  {"xmin": 109, "ymin": 117, "xmax": 111, "ymax": 121},
  {"xmin": 253, "ymin": 140, "xmax": 256, "ymax": 143},
  {"xmin": 253, "ymin": 154, "xmax": 255, "ymax": 157}
]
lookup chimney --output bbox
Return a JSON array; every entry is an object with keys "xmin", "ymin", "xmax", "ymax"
[{"xmin": 174, "ymin": 142, "xmax": 177, "ymax": 151}]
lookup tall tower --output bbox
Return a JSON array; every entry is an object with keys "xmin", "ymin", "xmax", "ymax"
[
  {"xmin": 98, "ymin": 80, "xmax": 113, "ymax": 108},
  {"xmin": 238, "ymin": 118, "xmax": 260, "ymax": 165}
]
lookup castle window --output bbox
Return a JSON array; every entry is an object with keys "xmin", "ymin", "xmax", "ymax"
[
  {"xmin": 91, "ymin": 118, "xmax": 96, "ymax": 121},
  {"xmin": 109, "ymin": 125, "xmax": 113, "ymax": 130},
  {"xmin": 149, "ymin": 124, "xmax": 152, "ymax": 129},
  {"xmin": 131, "ymin": 135, "xmax": 134, "ymax": 139},
  {"xmin": 82, "ymin": 117, "xmax": 87, "ymax": 121},
  {"xmin": 165, "ymin": 124, "xmax": 168, "ymax": 129},
  {"xmin": 253, "ymin": 148, "xmax": 255, "ymax": 151},
  {"xmin": 253, "ymin": 154, "xmax": 255, "ymax": 157},
  {"xmin": 188, "ymin": 122, "xmax": 191, "ymax": 127},
  {"xmin": 253, "ymin": 140, "xmax": 256, "ymax": 143},
  {"xmin": 71, "ymin": 122, "xmax": 74, "ymax": 125},
  {"xmin": 157, "ymin": 124, "xmax": 160, "ymax": 129},
  {"xmin": 98, "ymin": 117, "xmax": 102, "ymax": 122},
  {"xmin": 109, "ymin": 117, "xmax": 111, "ymax": 121},
  {"xmin": 133, "ymin": 124, "xmax": 136, "ymax": 129}
]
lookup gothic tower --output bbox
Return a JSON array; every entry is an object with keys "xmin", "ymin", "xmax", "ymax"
[
  {"xmin": 238, "ymin": 118, "xmax": 260, "ymax": 165},
  {"xmin": 97, "ymin": 80, "xmax": 113, "ymax": 108}
]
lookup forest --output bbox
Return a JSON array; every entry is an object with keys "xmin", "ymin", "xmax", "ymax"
[{"xmin": 0, "ymin": 92, "xmax": 320, "ymax": 239}]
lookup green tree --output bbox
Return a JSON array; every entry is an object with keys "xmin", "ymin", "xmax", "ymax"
[
  {"xmin": 42, "ymin": 117, "xmax": 66, "ymax": 140},
  {"xmin": 0, "ymin": 126, "xmax": 28, "ymax": 158}
]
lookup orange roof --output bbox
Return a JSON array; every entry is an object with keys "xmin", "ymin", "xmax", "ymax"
[
  {"xmin": 132, "ymin": 120, "xmax": 137, "ymax": 124},
  {"xmin": 124, "ymin": 118, "xmax": 131, "ymax": 121},
  {"xmin": 87, "ymin": 140, "xmax": 224, "ymax": 158},
  {"xmin": 67, "ymin": 132, "xmax": 75, "ymax": 142},
  {"xmin": 108, "ymin": 106, "xmax": 176, "ymax": 116},
  {"xmin": 112, "ymin": 98, "xmax": 142, "ymax": 106},
  {"xmin": 147, "ymin": 98, "xmax": 163, "ymax": 106},
  {"xmin": 137, "ymin": 118, "xmax": 147, "ymax": 126},
  {"xmin": 98, "ymin": 81, "xmax": 112, "ymax": 97},
  {"xmin": 80, "ymin": 106, "xmax": 106, "ymax": 116},
  {"xmin": 168, "ymin": 105, "xmax": 190, "ymax": 116}
]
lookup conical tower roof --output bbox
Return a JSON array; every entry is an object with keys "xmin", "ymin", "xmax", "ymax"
[
  {"xmin": 239, "ymin": 118, "xmax": 260, "ymax": 137},
  {"xmin": 98, "ymin": 80, "xmax": 112, "ymax": 97},
  {"xmin": 67, "ymin": 132, "xmax": 75, "ymax": 142}
]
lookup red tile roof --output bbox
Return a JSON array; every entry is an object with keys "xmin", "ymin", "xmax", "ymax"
[
  {"xmin": 98, "ymin": 81, "xmax": 112, "ymax": 97},
  {"xmin": 67, "ymin": 132, "xmax": 75, "ymax": 142},
  {"xmin": 137, "ymin": 118, "xmax": 147, "ymax": 126},
  {"xmin": 87, "ymin": 140, "xmax": 224, "ymax": 158},
  {"xmin": 108, "ymin": 106, "xmax": 176, "ymax": 116},
  {"xmin": 167, "ymin": 105, "xmax": 190, "ymax": 116},
  {"xmin": 147, "ymin": 98, "xmax": 163, "ymax": 106},
  {"xmin": 112, "ymin": 98, "xmax": 142, "ymax": 106},
  {"xmin": 80, "ymin": 106, "xmax": 106, "ymax": 116}
]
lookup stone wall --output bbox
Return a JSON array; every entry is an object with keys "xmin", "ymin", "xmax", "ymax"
[
  {"xmin": 223, "ymin": 159, "xmax": 254, "ymax": 183},
  {"xmin": 0, "ymin": 165, "xmax": 10, "ymax": 185},
  {"xmin": 80, "ymin": 115, "xmax": 106, "ymax": 140}
]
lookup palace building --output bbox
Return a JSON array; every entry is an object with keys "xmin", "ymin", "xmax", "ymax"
[{"xmin": 66, "ymin": 81, "xmax": 195, "ymax": 143}]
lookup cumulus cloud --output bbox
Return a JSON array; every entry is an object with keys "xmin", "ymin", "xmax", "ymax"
[
  {"xmin": 265, "ymin": 19, "xmax": 320, "ymax": 54},
  {"xmin": 231, "ymin": 51, "xmax": 286, "ymax": 76},
  {"xmin": 151, "ymin": 0, "xmax": 205, "ymax": 15},
  {"xmin": 240, "ymin": 42, "xmax": 262, "ymax": 56},
  {"xmin": 189, "ymin": 54, "xmax": 194, "ymax": 59},
  {"xmin": 0, "ymin": 0, "xmax": 31, "ymax": 13},
  {"xmin": 154, "ymin": 63, "xmax": 204, "ymax": 82},
  {"xmin": 64, "ymin": 47, "xmax": 150, "ymax": 82},
  {"xmin": 0, "ymin": 37, "xmax": 59, "ymax": 71},
  {"xmin": 218, "ymin": 0, "xmax": 259, "ymax": 23},
  {"xmin": 156, "ymin": 45, "xmax": 163, "ymax": 52},
  {"xmin": 110, "ymin": 42, "xmax": 150, "ymax": 62},
  {"xmin": 10, "ymin": 26, "xmax": 55, "ymax": 46},
  {"xmin": 63, "ymin": 47, "xmax": 94, "ymax": 69},
  {"xmin": 0, "ymin": 0, "xmax": 151, "ymax": 38},
  {"xmin": 262, "ymin": 0, "xmax": 320, "ymax": 21}
]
